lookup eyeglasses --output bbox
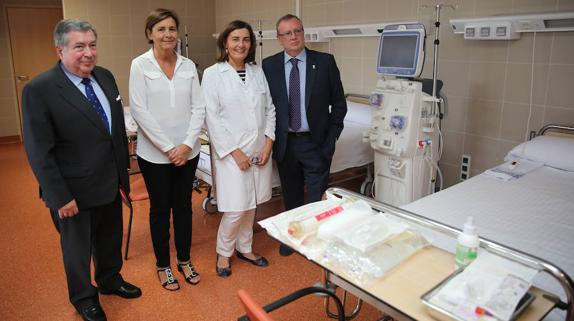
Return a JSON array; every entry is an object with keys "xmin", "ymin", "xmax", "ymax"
[{"xmin": 277, "ymin": 28, "xmax": 304, "ymax": 38}]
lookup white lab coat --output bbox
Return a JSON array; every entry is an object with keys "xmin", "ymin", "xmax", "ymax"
[{"xmin": 202, "ymin": 62, "xmax": 276, "ymax": 212}]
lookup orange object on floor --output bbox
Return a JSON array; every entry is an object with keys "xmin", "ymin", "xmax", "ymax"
[{"xmin": 238, "ymin": 288, "xmax": 275, "ymax": 321}]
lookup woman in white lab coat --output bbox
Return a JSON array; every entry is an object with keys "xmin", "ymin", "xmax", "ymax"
[
  {"xmin": 202, "ymin": 20, "xmax": 276, "ymax": 278},
  {"xmin": 129, "ymin": 9, "xmax": 205, "ymax": 290}
]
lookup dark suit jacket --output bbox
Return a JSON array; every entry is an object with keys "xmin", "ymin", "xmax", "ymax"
[
  {"xmin": 263, "ymin": 48, "xmax": 347, "ymax": 162},
  {"xmin": 23, "ymin": 62, "xmax": 130, "ymax": 210}
]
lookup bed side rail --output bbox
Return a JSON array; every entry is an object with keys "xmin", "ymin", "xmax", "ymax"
[
  {"xmin": 345, "ymin": 93, "xmax": 370, "ymax": 105},
  {"xmin": 530, "ymin": 124, "xmax": 574, "ymax": 139}
]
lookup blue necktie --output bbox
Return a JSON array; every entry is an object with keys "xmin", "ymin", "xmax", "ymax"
[
  {"xmin": 81, "ymin": 78, "xmax": 110, "ymax": 134},
  {"xmin": 289, "ymin": 58, "xmax": 301, "ymax": 131}
]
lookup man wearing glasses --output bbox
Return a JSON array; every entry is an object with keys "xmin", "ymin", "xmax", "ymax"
[{"xmin": 263, "ymin": 14, "xmax": 347, "ymax": 256}]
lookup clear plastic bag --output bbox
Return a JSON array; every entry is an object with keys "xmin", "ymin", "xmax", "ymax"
[{"xmin": 321, "ymin": 230, "xmax": 430, "ymax": 286}]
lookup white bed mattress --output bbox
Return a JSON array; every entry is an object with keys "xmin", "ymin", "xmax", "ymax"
[
  {"xmin": 403, "ymin": 166, "xmax": 574, "ymax": 318},
  {"xmin": 330, "ymin": 101, "xmax": 374, "ymax": 173}
]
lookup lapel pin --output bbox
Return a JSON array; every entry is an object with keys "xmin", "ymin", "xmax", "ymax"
[{"xmin": 312, "ymin": 65, "xmax": 316, "ymax": 69}]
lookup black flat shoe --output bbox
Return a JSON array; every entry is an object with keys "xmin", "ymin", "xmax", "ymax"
[
  {"xmin": 216, "ymin": 255, "xmax": 232, "ymax": 278},
  {"xmin": 77, "ymin": 304, "xmax": 107, "ymax": 321},
  {"xmin": 99, "ymin": 281, "xmax": 142, "ymax": 298},
  {"xmin": 236, "ymin": 252, "xmax": 269, "ymax": 267},
  {"xmin": 279, "ymin": 244, "xmax": 294, "ymax": 256}
]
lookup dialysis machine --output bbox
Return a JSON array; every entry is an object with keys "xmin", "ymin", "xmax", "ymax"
[{"xmin": 367, "ymin": 24, "xmax": 441, "ymax": 207}]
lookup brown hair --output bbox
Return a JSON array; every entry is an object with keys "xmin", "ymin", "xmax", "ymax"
[
  {"xmin": 275, "ymin": 14, "xmax": 303, "ymax": 33},
  {"xmin": 216, "ymin": 20, "xmax": 256, "ymax": 63},
  {"xmin": 145, "ymin": 8, "xmax": 179, "ymax": 44}
]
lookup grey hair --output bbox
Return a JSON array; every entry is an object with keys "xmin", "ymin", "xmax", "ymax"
[
  {"xmin": 53, "ymin": 19, "xmax": 97, "ymax": 47},
  {"xmin": 275, "ymin": 14, "xmax": 303, "ymax": 32}
]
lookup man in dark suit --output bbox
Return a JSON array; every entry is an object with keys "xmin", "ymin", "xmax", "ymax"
[
  {"xmin": 22, "ymin": 19, "xmax": 141, "ymax": 321},
  {"xmin": 262, "ymin": 14, "xmax": 347, "ymax": 256}
]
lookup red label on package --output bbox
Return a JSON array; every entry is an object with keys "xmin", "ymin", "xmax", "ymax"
[{"xmin": 314, "ymin": 206, "xmax": 344, "ymax": 221}]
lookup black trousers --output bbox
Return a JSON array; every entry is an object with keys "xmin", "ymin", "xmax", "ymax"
[
  {"xmin": 138, "ymin": 156, "xmax": 199, "ymax": 268},
  {"xmin": 277, "ymin": 135, "xmax": 331, "ymax": 211},
  {"xmin": 50, "ymin": 194, "xmax": 124, "ymax": 309}
]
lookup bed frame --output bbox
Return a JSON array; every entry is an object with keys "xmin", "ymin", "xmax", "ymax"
[{"xmin": 530, "ymin": 124, "xmax": 574, "ymax": 139}]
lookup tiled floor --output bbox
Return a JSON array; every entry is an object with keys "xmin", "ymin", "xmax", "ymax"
[{"xmin": 0, "ymin": 143, "xmax": 382, "ymax": 321}]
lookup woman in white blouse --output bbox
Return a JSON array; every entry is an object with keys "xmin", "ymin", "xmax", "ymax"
[
  {"xmin": 129, "ymin": 8, "xmax": 205, "ymax": 291},
  {"xmin": 202, "ymin": 20, "xmax": 275, "ymax": 277}
]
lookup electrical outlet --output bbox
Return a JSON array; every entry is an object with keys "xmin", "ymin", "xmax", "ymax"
[{"xmin": 461, "ymin": 154, "xmax": 471, "ymax": 181}]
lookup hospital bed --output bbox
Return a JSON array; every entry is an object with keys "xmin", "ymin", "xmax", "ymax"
[
  {"xmin": 401, "ymin": 124, "xmax": 574, "ymax": 320},
  {"xmin": 195, "ymin": 98, "xmax": 376, "ymax": 213}
]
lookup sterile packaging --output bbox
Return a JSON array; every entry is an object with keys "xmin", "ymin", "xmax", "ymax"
[
  {"xmin": 337, "ymin": 214, "xmax": 408, "ymax": 253},
  {"xmin": 288, "ymin": 199, "xmax": 361, "ymax": 239},
  {"xmin": 316, "ymin": 200, "xmax": 373, "ymax": 241},
  {"xmin": 268, "ymin": 198, "xmax": 346, "ymax": 247},
  {"xmin": 321, "ymin": 230, "xmax": 430, "ymax": 286},
  {"xmin": 425, "ymin": 251, "xmax": 537, "ymax": 321}
]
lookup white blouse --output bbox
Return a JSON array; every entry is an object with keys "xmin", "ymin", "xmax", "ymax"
[{"xmin": 129, "ymin": 49, "xmax": 206, "ymax": 163}]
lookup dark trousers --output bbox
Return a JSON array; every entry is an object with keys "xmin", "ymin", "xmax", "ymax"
[
  {"xmin": 50, "ymin": 194, "xmax": 123, "ymax": 309},
  {"xmin": 277, "ymin": 135, "xmax": 331, "ymax": 211},
  {"xmin": 138, "ymin": 156, "xmax": 199, "ymax": 268}
]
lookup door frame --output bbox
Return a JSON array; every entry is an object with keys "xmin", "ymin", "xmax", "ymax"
[{"xmin": 3, "ymin": 3, "xmax": 63, "ymax": 141}]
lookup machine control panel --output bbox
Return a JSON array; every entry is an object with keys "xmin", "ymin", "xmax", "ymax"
[
  {"xmin": 369, "ymin": 78, "xmax": 427, "ymax": 157},
  {"xmin": 390, "ymin": 115, "xmax": 406, "ymax": 130}
]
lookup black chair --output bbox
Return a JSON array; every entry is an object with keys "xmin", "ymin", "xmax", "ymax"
[{"xmin": 237, "ymin": 286, "xmax": 345, "ymax": 321}]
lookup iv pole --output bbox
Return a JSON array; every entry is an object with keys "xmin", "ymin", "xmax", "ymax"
[
  {"xmin": 419, "ymin": 3, "xmax": 455, "ymax": 195},
  {"xmin": 257, "ymin": 19, "xmax": 264, "ymax": 65},
  {"xmin": 177, "ymin": 26, "xmax": 189, "ymax": 58},
  {"xmin": 421, "ymin": 3, "xmax": 455, "ymax": 117},
  {"xmin": 184, "ymin": 25, "xmax": 189, "ymax": 58}
]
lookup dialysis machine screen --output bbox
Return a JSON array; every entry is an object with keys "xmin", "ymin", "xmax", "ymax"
[{"xmin": 376, "ymin": 25, "xmax": 425, "ymax": 77}]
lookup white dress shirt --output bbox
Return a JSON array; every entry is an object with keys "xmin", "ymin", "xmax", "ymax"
[{"xmin": 129, "ymin": 49, "xmax": 206, "ymax": 163}]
